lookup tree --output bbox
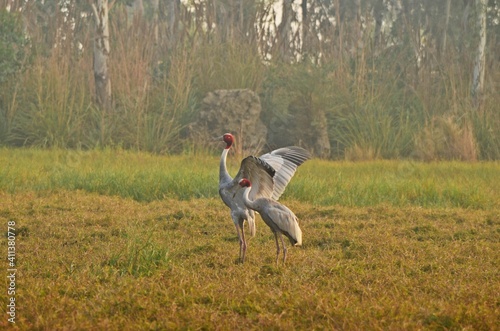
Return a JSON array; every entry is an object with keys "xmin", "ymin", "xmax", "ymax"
[
  {"xmin": 0, "ymin": 9, "xmax": 28, "ymax": 141},
  {"xmin": 441, "ymin": 0, "xmax": 452, "ymax": 59},
  {"xmin": 0, "ymin": 9, "xmax": 27, "ymax": 84},
  {"xmin": 90, "ymin": 0, "xmax": 113, "ymax": 111},
  {"xmin": 276, "ymin": 0, "xmax": 293, "ymax": 61},
  {"xmin": 471, "ymin": 0, "xmax": 487, "ymax": 109}
]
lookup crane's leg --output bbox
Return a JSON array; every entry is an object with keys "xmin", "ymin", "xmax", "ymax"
[
  {"xmin": 235, "ymin": 223, "xmax": 246, "ymax": 263},
  {"xmin": 279, "ymin": 234, "xmax": 288, "ymax": 264},
  {"xmin": 274, "ymin": 232, "xmax": 280, "ymax": 264},
  {"xmin": 240, "ymin": 223, "xmax": 247, "ymax": 263}
]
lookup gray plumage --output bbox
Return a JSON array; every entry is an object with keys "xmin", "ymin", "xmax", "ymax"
[
  {"xmin": 218, "ymin": 133, "xmax": 310, "ymax": 263},
  {"xmin": 259, "ymin": 146, "xmax": 311, "ymax": 200},
  {"xmin": 239, "ymin": 178, "xmax": 302, "ymax": 264}
]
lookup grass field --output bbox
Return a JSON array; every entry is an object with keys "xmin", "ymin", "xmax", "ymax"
[{"xmin": 0, "ymin": 149, "xmax": 499, "ymax": 330}]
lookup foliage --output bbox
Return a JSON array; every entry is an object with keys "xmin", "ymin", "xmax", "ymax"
[
  {"xmin": 8, "ymin": 54, "xmax": 93, "ymax": 148},
  {"xmin": 192, "ymin": 40, "xmax": 267, "ymax": 98},
  {"xmin": 470, "ymin": 108, "xmax": 500, "ymax": 160},
  {"xmin": 109, "ymin": 7, "xmax": 196, "ymax": 153},
  {"xmin": 0, "ymin": 10, "xmax": 27, "ymax": 83},
  {"xmin": 0, "ymin": 1, "xmax": 498, "ymax": 159},
  {"xmin": 0, "ymin": 10, "xmax": 29, "ymax": 142},
  {"xmin": 331, "ymin": 104, "xmax": 416, "ymax": 160},
  {"xmin": 413, "ymin": 116, "xmax": 478, "ymax": 161}
]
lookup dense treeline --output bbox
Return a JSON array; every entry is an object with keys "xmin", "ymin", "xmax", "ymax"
[{"xmin": 0, "ymin": 0, "xmax": 498, "ymax": 159}]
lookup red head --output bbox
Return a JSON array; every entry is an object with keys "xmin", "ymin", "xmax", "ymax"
[
  {"xmin": 222, "ymin": 133, "xmax": 234, "ymax": 149},
  {"xmin": 238, "ymin": 178, "xmax": 252, "ymax": 188}
]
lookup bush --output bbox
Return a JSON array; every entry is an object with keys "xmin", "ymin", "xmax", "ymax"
[
  {"xmin": 414, "ymin": 116, "xmax": 478, "ymax": 161},
  {"xmin": 8, "ymin": 55, "xmax": 92, "ymax": 148},
  {"xmin": 470, "ymin": 109, "xmax": 500, "ymax": 160},
  {"xmin": 0, "ymin": 10, "xmax": 29, "ymax": 143}
]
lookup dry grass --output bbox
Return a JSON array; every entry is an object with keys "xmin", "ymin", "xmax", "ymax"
[
  {"xmin": 414, "ymin": 117, "xmax": 479, "ymax": 162},
  {"xmin": 1, "ymin": 190, "xmax": 498, "ymax": 330}
]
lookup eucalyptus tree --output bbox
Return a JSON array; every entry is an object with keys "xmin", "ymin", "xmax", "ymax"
[
  {"xmin": 89, "ymin": 0, "xmax": 113, "ymax": 111},
  {"xmin": 471, "ymin": 0, "xmax": 487, "ymax": 108}
]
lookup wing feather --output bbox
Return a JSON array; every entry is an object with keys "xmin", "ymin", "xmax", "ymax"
[
  {"xmin": 232, "ymin": 156, "xmax": 275, "ymax": 200},
  {"xmin": 259, "ymin": 146, "xmax": 311, "ymax": 200}
]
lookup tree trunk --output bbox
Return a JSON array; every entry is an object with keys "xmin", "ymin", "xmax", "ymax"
[
  {"xmin": 277, "ymin": 0, "xmax": 293, "ymax": 61},
  {"xmin": 313, "ymin": 107, "xmax": 331, "ymax": 158},
  {"xmin": 134, "ymin": 0, "xmax": 144, "ymax": 15},
  {"xmin": 373, "ymin": 0, "xmax": 384, "ymax": 50},
  {"xmin": 334, "ymin": 0, "xmax": 342, "ymax": 65},
  {"xmin": 91, "ymin": 0, "xmax": 112, "ymax": 111},
  {"xmin": 239, "ymin": 0, "xmax": 244, "ymax": 33},
  {"xmin": 471, "ymin": 0, "xmax": 487, "ymax": 109},
  {"xmin": 151, "ymin": 0, "xmax": 159, "ymax": 43},
  {"xmin": 166, "ymin": 0, "xmax": 178, "ymax": 49},
  {"xmin": 441, "ymin": 0, "xmax": 452, "ymax": 59},
  {"xmin": 300, "ymin": 0, "xmax": 307, "ymax": 56}
]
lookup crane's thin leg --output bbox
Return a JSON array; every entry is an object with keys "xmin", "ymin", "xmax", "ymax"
[
  {"xmin": 235, "ymin": 223, "xmax": 246, "ymax": 263},
  {"xmin": 274, "ymin": 232, "xmax": 280, "ymax": 264},
  {"xmin": 279, "ymin": 234, "xmax": 288, "ymax": 264},
  {"xmin": 240, "ymin": 223, "xmax": 247, "ymax": 263}
]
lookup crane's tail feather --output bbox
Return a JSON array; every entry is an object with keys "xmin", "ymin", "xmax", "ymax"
[
  {"xmin": 284, "ymin": 226, "xmax": 302, "ymax": 246},
  {"xmin": 248, "ymin": 217, "xmax": 256, "ymax": 237}
]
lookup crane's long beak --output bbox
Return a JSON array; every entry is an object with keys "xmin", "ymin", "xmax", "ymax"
[{"xmin": 211, "ymin": 135, "xmax": 223, "ymax": 142}]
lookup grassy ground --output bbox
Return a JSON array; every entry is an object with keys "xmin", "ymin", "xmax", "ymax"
[
  {"xmin": 0, "ymin": 148, "xmax": 498, "ymax": 208},
  {"xmin": 0, "ymin": 149, "xmax": 499, "ymax": 330}
]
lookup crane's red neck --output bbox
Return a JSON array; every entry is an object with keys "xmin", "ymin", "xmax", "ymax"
[{"xmin": 223, "ymin": 133, "xmax": 234, "ymax": 149}]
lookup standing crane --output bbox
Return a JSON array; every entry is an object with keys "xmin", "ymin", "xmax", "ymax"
[
  {"xmin": 218, "ymin": 133, "xmax": 310, "ymax": 263},
  {"xmin": 238, "ymin": 178, "xmax": 302, "ymax": 264}
]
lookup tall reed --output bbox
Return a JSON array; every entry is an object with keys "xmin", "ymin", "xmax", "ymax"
[
  {"xmin": 9, "ymin": 50, "xmax": 93, "ymax": 148},
  {"xmin": 0, "ymin": 3, "xmax": 498, "ymax": 160}
]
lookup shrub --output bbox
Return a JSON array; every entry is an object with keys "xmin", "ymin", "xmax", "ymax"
[
  {"xmin": 414, "ymin": 116, "xmax": 478, "ymax": 161},
  {"xmin": 9, "ymin": 55, "xmax": 92, "ymax": 148}
]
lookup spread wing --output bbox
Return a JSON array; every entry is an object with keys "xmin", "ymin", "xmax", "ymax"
[
  {"xmin": 259, "ymin": 146, "xmax": 311, "ymax": 200},
  {"xmin": 232, "ymin": 156, "xmax": 275, "ymax": 200}
]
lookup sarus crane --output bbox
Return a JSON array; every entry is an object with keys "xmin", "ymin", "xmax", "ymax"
[
  {"xmin": 238, "ymin": 178, "xmax": 302, "ymax": 264},
  {"xmin": 217, "ymin": 133, "xmax": 310, "ymax": 263}
]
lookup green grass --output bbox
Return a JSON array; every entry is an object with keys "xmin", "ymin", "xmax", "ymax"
[
  {"xmin": 0, "ymin": 148, "xmax": 499, "ymax": 329},
  {"xmin": 0, "ymin": 148, "xmax": 217, "ymax": 201},
  {"xmin": 288, "ymin": 159, "xmax": 499, "ymax": 209},
  {"xmin": 0, "ymin": 148, "xmax": 498, "ymax": 208}
]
